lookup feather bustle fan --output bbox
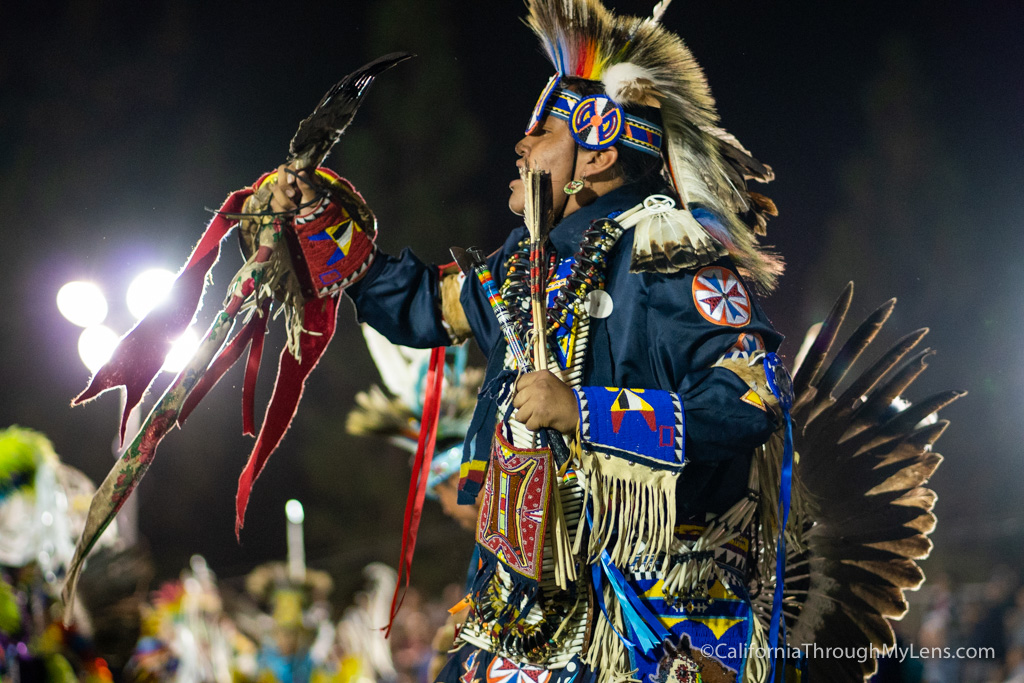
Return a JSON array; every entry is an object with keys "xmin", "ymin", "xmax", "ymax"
[{"xmin": 751, "ymin": 283, "xmax": 963, "ymax": 681}]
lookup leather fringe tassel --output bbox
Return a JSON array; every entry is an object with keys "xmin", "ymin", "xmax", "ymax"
[{"xmin": 578, "ymin": 450, "xmax": 678, "ymax": 570}]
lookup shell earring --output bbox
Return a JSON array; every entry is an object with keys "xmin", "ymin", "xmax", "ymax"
[{"xmin": 563, "ymin": 178, "xmax": 585, "ymax": 195}]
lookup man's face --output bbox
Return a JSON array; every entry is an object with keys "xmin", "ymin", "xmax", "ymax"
[{"xmin": 509, "ymin": 115, "xmax": 578, "ymax": 216}]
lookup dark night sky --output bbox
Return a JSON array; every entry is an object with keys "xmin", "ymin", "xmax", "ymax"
[{"xmin": 1, "ymin": 0, "xmax": 1023, "ymax": 602}]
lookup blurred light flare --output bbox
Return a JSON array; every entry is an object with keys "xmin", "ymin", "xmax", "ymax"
[
  {"xmin": 126, "ymin": 268, "xmax": 176, "ymax": 320},
  {"xmin": 57, "ymin": 281, "xmax": 108, "ymax": 327},
  {"xmin": 78, "ymin": 325, "xmax": 119, "ymax": 373},
  {"xmin": 163, "ymin": 328, "xmax": 199, "ymax": 373},
  {"xmin": 285, "ymin": 499, "xmax": 305, "ymax": 524},
  {"xmin": 61, "ymin": 268, "xmax": 197, "ymax": 379}
]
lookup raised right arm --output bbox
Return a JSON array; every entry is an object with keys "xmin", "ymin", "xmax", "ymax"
[
  {"xmin": 267, "ymin": 162, "xmax": 523, "ymax": 351},
  {"xmin": 345, "ymin": 248, "xmax": 454, "ymax": 349}
]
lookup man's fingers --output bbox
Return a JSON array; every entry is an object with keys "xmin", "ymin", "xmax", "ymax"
[
  {"xmin": 516, "ymin": 370, "xmax": 551, "ymax": 390},
  {"xmin": 295, "ymin": 170, "xmax": 309, "ymax": 196},
  {"xmin": 514, "ymin": 404, "xmax": 533, "ymax": 427},
  {"xmin": 268, "ymin": 165, "xmax": 294, "ymax": 212},
  {"xmin": 275, "ymin": 164, "xmax": 289, "ymax": 195},
  {"xmin": 514, "ymin": 371, "xmax": 560, "ymax": 408},
  {"xmin": 513, "ymin": 373, "xmax": 536, "ymax": 406},
  {"xmin": 296, "ymin": 169, "xmax": 319, "ymax": 205},
  {"xmin": 271, "ymin": 188, "xmax": 295, "ymax": 212},
  {"xmin": 517, "ymin": 408, "xmax": 545, "ymax": 432},
  {"xmin": 512, "ymin": 382, "xmax": 532, "ymax": 408},
  {"xmin": 513, "ymin": 371, "xmax": 576, "ymax": 432}
]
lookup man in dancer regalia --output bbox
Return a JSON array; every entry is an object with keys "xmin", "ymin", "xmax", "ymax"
[
  {"xmin": 67, "ymin": 0, "xmax": 955, "ymax": 681},
  {"xmin": 270, "ymin": 2, "xmax": 793, "ymax": 680}
]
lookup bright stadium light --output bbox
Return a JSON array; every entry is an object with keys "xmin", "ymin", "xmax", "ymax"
[
  {"xmin": 78, "ymin": 325, "xmax": 120, "ymax": 374},
  {"xmin": 163, "ymin": 328, "xmax": 200, "ymax": 373},
  {"xmin": 57, "ymin": 281, "xmax": 108, "ymax": 328},
  {"xmin": 126, "ymin": 268, "xmax": 176, "ymax": 320}
]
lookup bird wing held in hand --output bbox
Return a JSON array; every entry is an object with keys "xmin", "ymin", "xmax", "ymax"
[{"xmin": 289, "ymin": 52, "xmax": 414, "ymax": 170}]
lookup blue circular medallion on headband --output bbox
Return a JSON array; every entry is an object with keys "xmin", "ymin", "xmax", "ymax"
[
  {"xmin": 763, "ymin": 352, "xmax": 794, "ymax": 411},
  {"xmin": 570, "ymin": 95, "xmax": 624, "ymax": 150}
]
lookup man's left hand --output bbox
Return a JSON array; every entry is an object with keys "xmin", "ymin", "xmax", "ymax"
[{"xmin": 513, "ymin": 370, "xmax": 579, "ymax": 434}]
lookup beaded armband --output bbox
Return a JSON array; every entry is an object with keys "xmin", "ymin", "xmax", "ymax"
[{"xmin": 261, "ymin": 170, "xmax": 379, "ymax": 299}]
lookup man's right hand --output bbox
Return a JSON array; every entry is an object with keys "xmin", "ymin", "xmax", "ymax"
[{"xmin": 268, "ymin": 163, "xmax": 320, "ymax": 214}]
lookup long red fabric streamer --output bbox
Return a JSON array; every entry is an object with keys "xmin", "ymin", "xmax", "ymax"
[
  {"xmin": 242, "ymin": 306, "xmax": 270, "ymax": 436},
  {"xmin": 235, "ymin": 295, "xmax": 341, "ymax": 537},
  {"xmin": 177, "ymin": 300, "xmax": 271, "ymax": 428},
  {"xmin": 386, "ymin": 345, "xmax": 447, "ymax": 636},
  {"xmin": 73, "ymin": 188, "xmax": 253, "ymax": 442}
]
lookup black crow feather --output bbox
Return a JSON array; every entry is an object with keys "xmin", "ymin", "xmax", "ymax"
[{"xmin": 288, "ymin": 52, "xmax": 414, "ymax": 169}]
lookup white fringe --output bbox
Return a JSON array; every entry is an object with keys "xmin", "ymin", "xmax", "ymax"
[
  {"xmin": 582, "ymin": 587, "xmax": 639, "ymax": 683},
  {"xmin": 578, "ymin": 451, "xmax": 678, "ymax": 571}
]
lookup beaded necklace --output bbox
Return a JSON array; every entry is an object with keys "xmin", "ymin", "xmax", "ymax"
[
  {"xmin": 462, "ymin": 216, "xmax": 627, "ymax": 662},
  {"xmin": 500, "ymin": 217, "xmax": 626, "ymax": 373}
]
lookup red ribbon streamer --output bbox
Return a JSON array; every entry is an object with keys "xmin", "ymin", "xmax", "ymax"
[
  {"xmin": 242, "ymin": 307, "xmax": 270, "ymax": 436},
  {"xmin": 386, "ymin": 345, "xmax": 447, "ymax": 636},
  {"xmin": 74, "ymin": 188, "xmax": 253, "ymax": 443},
  {"xmin": 235, "ymin": 295, "xmax": 340, "ymax": 538},
  {"xmin": 177, "ymin": 300, "xmax": 271, "ymax": 428}
]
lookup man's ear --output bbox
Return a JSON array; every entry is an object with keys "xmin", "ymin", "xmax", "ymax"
[{"xmin": 581, "ymin": 145, "xmax": 620, "ymax": 178}]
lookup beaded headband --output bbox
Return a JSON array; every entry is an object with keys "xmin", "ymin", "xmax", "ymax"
[
  {"xmin": 523, "ymin": 0, "xmax": 783, "ymax": 291},
  {"xmin": 525, "ymin": 75, "xmax": 663, "ymax": 157}
]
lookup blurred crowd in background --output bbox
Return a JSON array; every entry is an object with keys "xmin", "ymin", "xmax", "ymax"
[
  {"xmin": 10, "ymin": 542, "xmax": 1024, "ymax": 683},
  {"xmin": 872, "ymin": 566, "xmax": 1024, "ymax": 683}
]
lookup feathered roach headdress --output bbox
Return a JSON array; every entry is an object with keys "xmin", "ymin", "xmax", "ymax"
[{"xmin": 525, "ymin": 0, "xmax": 783, "ymax": 291}]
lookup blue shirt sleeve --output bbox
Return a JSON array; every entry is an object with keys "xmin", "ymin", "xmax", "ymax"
[
  {"xmin": 344, "ymin": 247, "xmax": 453, "ymax": 348},
  {"xmin": 576, "ymin": 258, "xmax": 782, "ymax": 516},
  {"xmin": 578, "ymin": 258, "xmax": 781, "ymax": 464}
]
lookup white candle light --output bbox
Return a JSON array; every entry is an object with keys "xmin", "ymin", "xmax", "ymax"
[{"xmin": 285, "ymin": 499, "xmax": 306, "ymax": 583}]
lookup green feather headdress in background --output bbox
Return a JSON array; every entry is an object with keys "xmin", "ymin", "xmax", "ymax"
[{"xmin": 0, "ymin": 426, "xmax": 57, "ymax": 501}]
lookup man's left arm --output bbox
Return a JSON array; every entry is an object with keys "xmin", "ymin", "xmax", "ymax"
[
  {"xmin": 513, "ymin": 262, "xmax": 781, "ymax": 564},
  {"xmin": 521, "ymin": 262, "xmax": 781, "ymax": 467}
]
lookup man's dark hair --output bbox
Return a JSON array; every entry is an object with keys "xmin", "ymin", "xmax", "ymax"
[{"xmin": 560, "ymin": 77, "xmax": 667, "ymax": 193}]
